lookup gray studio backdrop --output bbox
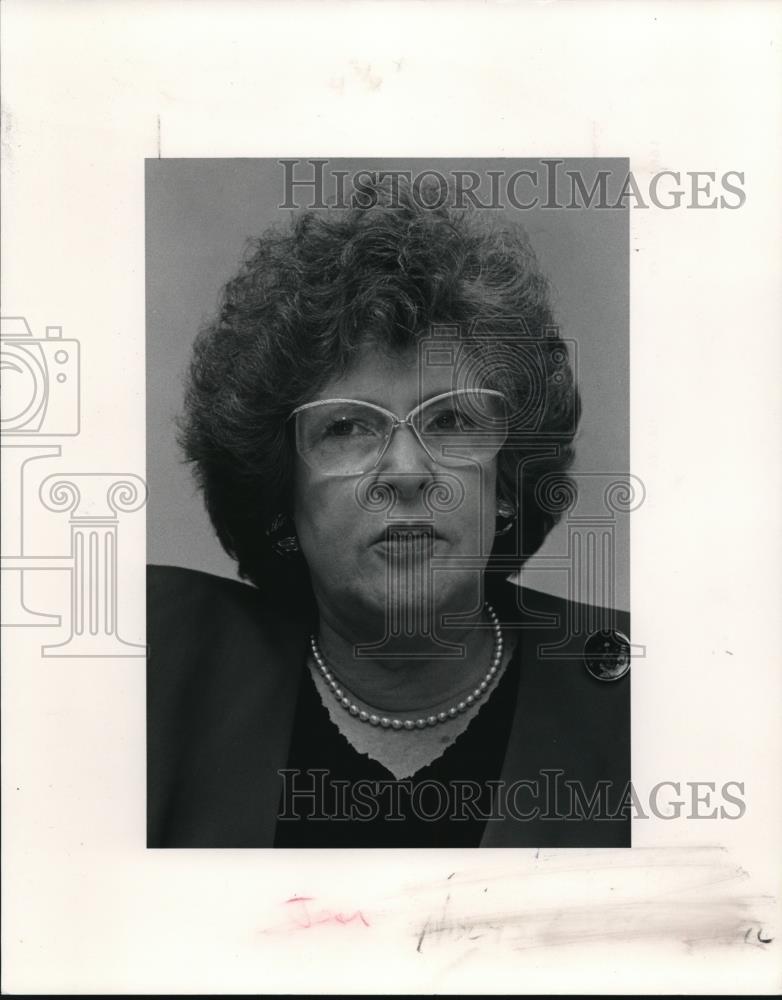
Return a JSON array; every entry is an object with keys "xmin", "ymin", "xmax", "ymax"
[{"xmin": 146, "ymin": 158, "xmax": 629, "ymax": 612}]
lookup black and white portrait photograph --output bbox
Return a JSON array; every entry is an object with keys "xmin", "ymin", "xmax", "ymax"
[
  {"xmin": 3, "ymin": 2, "xmax": 780, "ymax": 995},
  {"xmin": 146, "ymin": 158, "xmax": 632, "ymax": 848}
]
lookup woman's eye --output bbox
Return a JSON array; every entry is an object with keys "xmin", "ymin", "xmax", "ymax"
[
  {"xmin": 323, "ymin": 418, "xmax": 371, "ymax": 438},
  {"xmin": 430, "ymin": 411, "xmax": 458, "ymax": 430}
]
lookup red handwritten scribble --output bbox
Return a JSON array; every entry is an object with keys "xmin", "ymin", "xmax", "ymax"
[{"xmin": 285, "ymin": 894, "xmax": 370, "ymax": 929}]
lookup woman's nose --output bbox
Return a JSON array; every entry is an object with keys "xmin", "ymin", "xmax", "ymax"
[{"xmin": 375, "ymin": 422, "xmax": 435, "ymax": 497}]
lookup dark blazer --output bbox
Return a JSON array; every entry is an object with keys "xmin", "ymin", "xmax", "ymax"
[{"xmin": 147, "ymin": 564, "xmax": 631, "ymax": 848}]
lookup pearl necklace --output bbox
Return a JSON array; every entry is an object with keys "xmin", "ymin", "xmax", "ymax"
[{"xmin": 308, "ymin": 603, "xmax": 504, "ymax": 731}]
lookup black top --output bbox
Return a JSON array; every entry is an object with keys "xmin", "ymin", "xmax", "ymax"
[
  {"xmin": 147, "ymin": 566, "xmax": 631, "ymax": 848},
  {"xmin": 274, "ymin": 649, "xmax": 522, "ymax": 848}
]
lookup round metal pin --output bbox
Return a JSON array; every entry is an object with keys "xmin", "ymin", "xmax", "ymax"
[{"xmin": 583, "ymin": 629, "xmax": 631, "ymax": 682}]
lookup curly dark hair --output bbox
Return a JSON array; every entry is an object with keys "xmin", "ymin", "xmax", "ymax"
[{"xmin": 179, "ymin": 179, "xmax": 581, "ymax": 611}]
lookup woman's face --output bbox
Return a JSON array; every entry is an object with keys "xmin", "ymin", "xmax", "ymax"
[{"xmin": 292, "ymin": 340, "xmax": 499, "ymax": 631}]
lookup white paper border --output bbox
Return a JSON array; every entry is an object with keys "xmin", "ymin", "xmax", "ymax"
[{"xmin": 2, "ymin": 1, "xmax": 781, "ymax": 994}]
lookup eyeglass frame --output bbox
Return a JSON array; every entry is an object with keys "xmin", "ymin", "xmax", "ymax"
[{"xmin": 287, "ymin": 387, "xmax": 509, "ymax": 477}]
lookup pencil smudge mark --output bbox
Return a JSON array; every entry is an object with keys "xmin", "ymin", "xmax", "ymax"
[
  {"xmin": 1, "ymin": 101, "xmax": 16, "ymax": 168},
  {"xmin": 349, "ymin": 60, "xmax": 382, "ymax": 92},
  {"xmin": 409, "ymin": 847, "xmax": 776, "ymax": 956}
]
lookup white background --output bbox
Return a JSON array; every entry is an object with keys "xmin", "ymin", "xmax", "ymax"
[{"xmin": 2, "ymin": 0, "xmax": 781, "ymax": 994}]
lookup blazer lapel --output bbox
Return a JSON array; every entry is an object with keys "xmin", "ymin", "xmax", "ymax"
[{"xmin": 480, "ymin": 587, "xmax": 631, "ymax": 848}]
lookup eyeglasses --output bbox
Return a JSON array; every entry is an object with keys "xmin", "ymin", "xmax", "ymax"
[{"xmin": 289, "ymin": 388, "xmax": 508, "ymax": 477}]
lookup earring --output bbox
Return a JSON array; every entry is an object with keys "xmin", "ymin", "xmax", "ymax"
[
  {"xmin": 495, "ymin": 498, "xmax": 517, "ymax": 537},
  {"xmin": 266, "ymin": 512, "xmax": 300, "ymax": 556}
]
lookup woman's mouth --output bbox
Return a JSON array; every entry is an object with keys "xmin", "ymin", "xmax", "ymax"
[{"xmin": 371, "ymin": 523, "xmax": 442, "ymax": 554}]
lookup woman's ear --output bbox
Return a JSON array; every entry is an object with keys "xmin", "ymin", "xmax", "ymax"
[
  {"xmin": 495, "ymin": 497, "xmax": 517, "ymax": 537},
  {"xmin": 266, "ymin": 512, "xmax": 300, "ymax": 557}
]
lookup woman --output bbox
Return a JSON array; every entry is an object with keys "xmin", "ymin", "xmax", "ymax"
[{"xmin": 147, "ymin": 179, "xmax": 631, "ymax": 848}]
